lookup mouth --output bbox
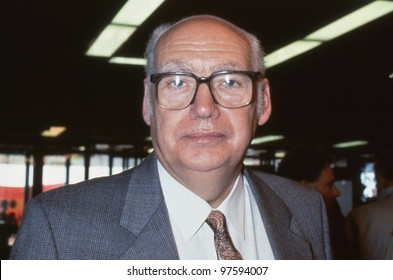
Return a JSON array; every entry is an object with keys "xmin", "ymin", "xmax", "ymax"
[{"xmin": 184, "ymin": 131, "xmax": 226, "ymax": 144}]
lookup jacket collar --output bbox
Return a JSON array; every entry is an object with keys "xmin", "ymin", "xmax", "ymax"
[
  {"xmin": 244, "ymin": 168, "xmax": 314, "ymax": 259},
  {"xmin": 120, "ymin": 152, "xmax": 179, "ymax": 259}
]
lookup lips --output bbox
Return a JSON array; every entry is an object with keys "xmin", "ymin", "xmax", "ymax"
[{"xmin": 184, "ymin": 131, "xmax": 226, "ymax": 144}]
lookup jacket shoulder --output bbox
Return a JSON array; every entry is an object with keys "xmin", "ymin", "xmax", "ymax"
[{"xmin": 246, "ymin": 168, "xmax": 321, "ymax": 201}]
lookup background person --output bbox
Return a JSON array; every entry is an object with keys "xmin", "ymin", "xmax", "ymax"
[{"xmin": 346, "ymin": 150, "xmax": 393, "ymax": 259}]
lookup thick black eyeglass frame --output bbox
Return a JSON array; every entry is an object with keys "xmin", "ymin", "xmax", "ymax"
[{"xmin": 150, "ymin": 70, "xmax": 263, "ymax": 110}]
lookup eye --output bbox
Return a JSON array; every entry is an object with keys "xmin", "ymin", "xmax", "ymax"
[
  {"xmin": 161, "ymin": 75, "xmax": 193, "ymax": 91},
  {"xmin": 222, "ymin": 78, "xmax": 240, "ymax": 87},
  {"xmin": 214, "ymin": 73, "xmax": 247, "ymax": 90},
  {"xmin": 170, "ymin": 76, "xmax": 185, "ymax": 88}
]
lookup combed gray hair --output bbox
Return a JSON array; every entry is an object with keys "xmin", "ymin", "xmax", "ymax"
[{"xmin": 143, "ymin": 15, "xmax": 267, "ymax": 115}]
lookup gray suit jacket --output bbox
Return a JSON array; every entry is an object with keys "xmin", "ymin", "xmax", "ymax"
[{"xmin": 10, "ymin": 153, "xmax": 331, "ymax": 259}]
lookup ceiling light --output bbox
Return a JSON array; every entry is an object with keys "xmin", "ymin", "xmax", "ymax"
[
  {"xmin": 264, "ymin": 40, "xmax": 322, "ymax": 67},
  {"xmin": 389, "ymin": 72, "xmax": 393, "ymax": 79},
  {"xmin": 86, "ymin": 25, "xmax": 136, "ymax": 57},
  {"xmin": 246, "ymin": 148, "xmax": 267, "ymax": 157},
  {"xmin": 95, "ymin": 144, "xmax": 110, "ymax": 150},
  {"xmin": 100, "ymin": 1, "xmax": 392, "ymax": 67},
  {"xmin": 333, "ymin": 140, "xmax": 368, "ymax": 148},
  {"xmin": 265, "ymin": 1, "xmax": 393, "ymax": 69},
  {"xmin": 41, "ymin": 126, "xmax": 66, "ymax": 137},
  {"xmin": 251, "ymin": 135, "xmax": 284, "ymax": 145},
  {"xmin": 109, "ymin": 56, "xmax": 147, "ymax": 65},
  {"xmin": 113, "ymin": 144, "xmax": 134, "ymax": 150},
  {"xmin": 112, "ymin": 0, "xmax": 166, "ymax": 26},
  {"xmin": 86, "ymin": 0, "xmax": 166, "ymax": 58},
  {"xmin": 305, "ymin": 1, "xmax": 393, "ymax": 41},
  {"xmin": 274, "ymin": 151, "xmax": 286, "ymax": 158}
]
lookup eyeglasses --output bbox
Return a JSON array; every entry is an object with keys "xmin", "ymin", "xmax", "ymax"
[{"xmin": 150, "ymin": 70, "xmax": 262, "ymax": 110}]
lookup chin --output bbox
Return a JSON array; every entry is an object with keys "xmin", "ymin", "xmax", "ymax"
[{"xmin": 181, "ymin": 152, "xmax": 228, "ymax": 172}]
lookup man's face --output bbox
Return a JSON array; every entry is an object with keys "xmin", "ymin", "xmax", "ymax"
[
  {"xmin": 143, "ymin": 19, "xmax": 271, "ymax": 180},
  {"xmin": 312, "ymin": 165, "xmax": 340, "ymax": 203}
]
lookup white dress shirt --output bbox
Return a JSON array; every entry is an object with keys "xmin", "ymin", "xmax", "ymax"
[{"xmin": 158, "ymin": 160, "xmax": 274, "ymax": 260}]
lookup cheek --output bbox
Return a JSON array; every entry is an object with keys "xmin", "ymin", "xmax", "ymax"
[
  {"xmin": 152, "ymin": 110, "xmax": 184, "ymax": 142},
  {"xmin": 228, "ymin": 110, "xmax": 257, "ymax": 141}
]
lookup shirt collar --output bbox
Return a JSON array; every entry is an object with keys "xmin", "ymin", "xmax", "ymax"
[
  {"xmin": 158, "ymin": 160, "xmax": 245, "ymax": 240},
  {"xmin": 216, "ymin": 175, "xmax": 245, "ymax": 239}
]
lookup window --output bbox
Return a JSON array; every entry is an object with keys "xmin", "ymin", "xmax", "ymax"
[
  {"xmin": 89, "ymin": 154, "xmax": 109, "ymax": 179},
  {"xmin": 360, "ymin": 162, "xmax": 377, "ymax": 200},
  {"xmin": 69, "ymin": 154, "xmax": 85, "ymax": 184},
  {"xmin": 43, "ymin": 155, "xmax": 67, "ymax": 192},
  {"xmin": 112, "ymin": 157, "xmax": 124, "ymax": 175},
  {"xmin": 0, "ymin": 154, "xmax": 30, "ymax": 224}
]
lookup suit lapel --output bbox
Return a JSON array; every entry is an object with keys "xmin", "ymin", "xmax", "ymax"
[
  {"xmin": 119, "ymin": 153, "xmax": 179, "ymax": 259},
  {"xmin": 245, "ymin": 169, "xmax": 313, "ymax": 259}
]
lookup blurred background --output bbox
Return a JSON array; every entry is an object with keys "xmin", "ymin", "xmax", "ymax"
[{"xmin": 1, "ymin": 0, "xmax": 392, "ymax": 258}]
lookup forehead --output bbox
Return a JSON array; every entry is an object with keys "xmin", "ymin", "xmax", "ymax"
[{"xmin": 154, "ymin": 18, "xmax": 252, "ymax": 72}]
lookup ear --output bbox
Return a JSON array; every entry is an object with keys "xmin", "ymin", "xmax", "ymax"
[
  {"xmin": 142, "ymin": 77, "xmax": 151, "ymax": 126},
  {"xmin": 258, "ymin": 78, "xmax": 272, "ymax": 125}
]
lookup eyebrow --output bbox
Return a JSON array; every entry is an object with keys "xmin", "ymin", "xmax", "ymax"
[{"xmin": 158, "ymin": 62, "xmax": 245, "ymax": 73}]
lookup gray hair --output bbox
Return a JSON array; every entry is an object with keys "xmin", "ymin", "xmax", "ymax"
[{"xmin": 143, "ymin": 15, "xmax": 266, "ymax": 115}]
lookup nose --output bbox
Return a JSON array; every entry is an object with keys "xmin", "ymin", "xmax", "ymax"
[{"xmin": 190, "ymin": 83, "xmax": 219, "ymax": 119}]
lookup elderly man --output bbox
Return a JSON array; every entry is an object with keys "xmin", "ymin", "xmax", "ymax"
[{"xmin": 10, "ymin": 15, "xmax": 331, "ymax": 259}]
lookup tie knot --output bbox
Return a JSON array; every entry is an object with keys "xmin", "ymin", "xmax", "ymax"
[
  {"xmin": 206, "ymin": 210, "xmax": 226, "ymax": 232},
  {"xmin": 205, "ymin": 210, "xmax": 242, "ymax": 260}
]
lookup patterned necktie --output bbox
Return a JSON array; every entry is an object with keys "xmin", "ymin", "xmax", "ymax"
[{"xmin": 205, "ymin": 210, "xmax": 243, "ymax": 260}]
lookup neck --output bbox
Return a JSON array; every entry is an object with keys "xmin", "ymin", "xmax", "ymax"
[{"xmin": 161, "ymin": 160, "xmax": 243, "ymax": 208}]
